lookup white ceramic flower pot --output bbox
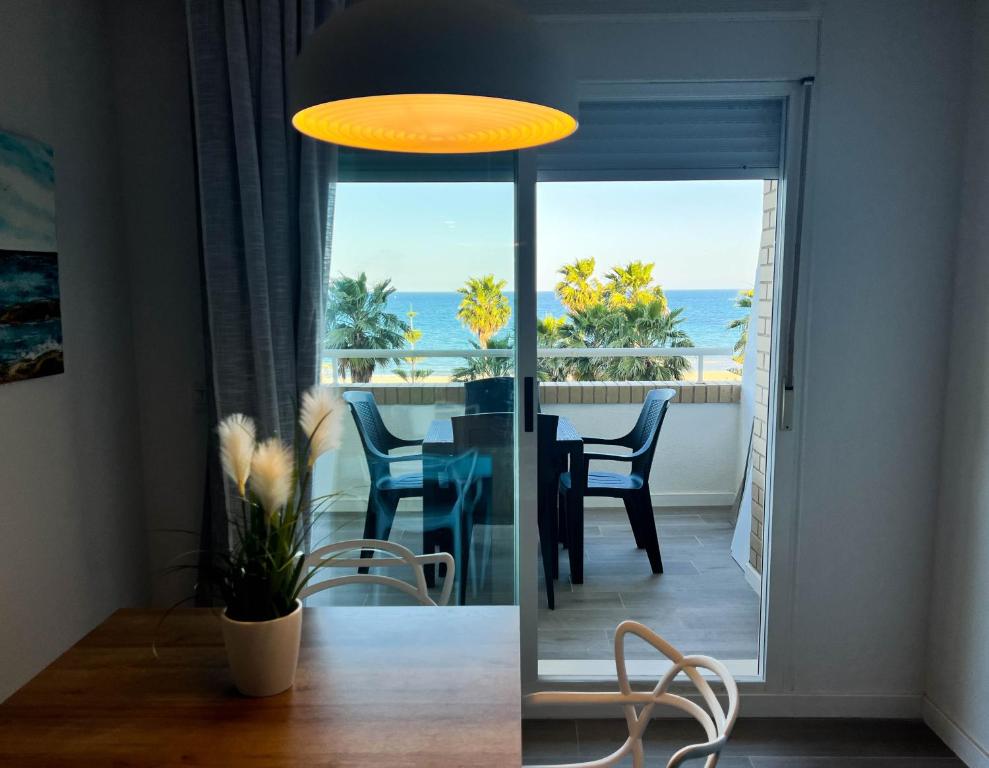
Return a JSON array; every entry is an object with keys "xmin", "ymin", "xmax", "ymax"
[{"xmin": 220, "ymin": 601, "xmax": 302, "ymax": 697}]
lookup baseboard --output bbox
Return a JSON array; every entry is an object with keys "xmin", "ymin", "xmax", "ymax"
[
  {"xmin": 524, "ymin": 692, "xmax": 924, "ymax": 720},
  {"xmin": 923, "ymin": 697, "xmax": 989, "ymax": 768},
  {"xmin": 591, "ymin": 492, "xmax": 736, "ymax": 509},
  {"xmin": 655, "ymin": 492, "xmax": 736, "ymax": 508},
  {"xmin": 743, "ymin": 562, "xmax": 762, "ymax": 594}
]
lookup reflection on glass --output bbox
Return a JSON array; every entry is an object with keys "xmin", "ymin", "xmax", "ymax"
[{"xmin": 310, "ymin": 181, "xmax": 517, "ymax": 608}]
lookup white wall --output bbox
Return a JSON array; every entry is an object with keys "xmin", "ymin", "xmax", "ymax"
[
  {"xmin": 533, "ymin": 1, "xmax": 819, "ymax": 83},
  {"xmin": 547, "ymin": 403, "xmax": 740, "ymax": 507},
  {"xmin": 0, "ymin": 0, "xmax": 148, "ymax": 700},
  {"xmin": 786, "ymin": 0, "xmax": 969, "ymax": 703},
  {"xmin": 109, "ymin": 0, "xmax": 207, "ymax": 606},
  {"xmin": 924, "ymin": 2, "xmax": 989, "ymax": 764}
]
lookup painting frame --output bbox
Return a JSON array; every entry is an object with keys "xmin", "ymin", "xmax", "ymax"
[{"xmin": 0, "ymin": 129, "xmax": 62, "ymax": 385}]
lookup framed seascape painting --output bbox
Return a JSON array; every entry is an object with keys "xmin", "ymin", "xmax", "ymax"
[{"xmin": 0, "ymin": 129, "xmax": 62, "ymax": 384}]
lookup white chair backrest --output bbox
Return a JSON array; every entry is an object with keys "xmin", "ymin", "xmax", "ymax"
[
  {"xmin": 300, "ymin": 539, "xmax": 455, "ymax": 607},
  {"xmin": 525, "ymin": 620, "xmax": 739, "ymax": 768}
]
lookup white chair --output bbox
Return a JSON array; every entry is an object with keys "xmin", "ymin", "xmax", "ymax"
[
  {"xmin": 525, "ymin": 620, "xmax": 739, "ymax": 768},
  {"xmin": 301, "ymin": 539, "xmax": 455, "ymax": 606}
]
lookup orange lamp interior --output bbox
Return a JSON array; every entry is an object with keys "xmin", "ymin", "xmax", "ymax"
[{"xmin": 292, "ymin": 93, "xmax": 577, "ymax": 153}]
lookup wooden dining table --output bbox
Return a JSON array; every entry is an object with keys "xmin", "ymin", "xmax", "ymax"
[
  {"xmin": 422, "ymin": 415, "xmax": 588, "ymax": 584},
  {"xmin": 0, "ymin": 606, "xmax": 521, "ymax": 767}
]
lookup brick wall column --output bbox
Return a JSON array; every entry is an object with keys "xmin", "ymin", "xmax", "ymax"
[{"xmin": 748, "ymin": 179, "xmax": 777, "ymax": 574}]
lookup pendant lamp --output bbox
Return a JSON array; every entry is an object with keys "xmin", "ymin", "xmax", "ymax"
[{"xmin": 291, "ymin": 0, "xmax": 577, "ymax": 153}]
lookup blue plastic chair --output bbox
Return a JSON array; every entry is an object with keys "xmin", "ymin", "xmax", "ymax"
[
  {"xmin": 560, "ymin": 388, "xmax": 676, "ymax": 575},
  {"xmin": 343, "ymin": 391, "xmax": 424, "ymax": 570},
  {"xmin": 464, "ymin": 376, "xmax": 514, "ymax": 414}
]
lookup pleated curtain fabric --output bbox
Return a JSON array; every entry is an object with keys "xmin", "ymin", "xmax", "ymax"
[{"xmin": 186, "ymin": 0, "xmax": 340, "ymax": 596}]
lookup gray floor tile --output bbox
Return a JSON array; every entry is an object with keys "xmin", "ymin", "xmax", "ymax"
[
  {"xmin": 522, "ymin": 719, "xmax": 581, "ymax": 762},
  {"xmin": 523, "ymin": 719, "xmax": 961, "ymax": 766},
  {"xmin": 724, "ymin": 719, "xmax": 958, "ymax": 758},
  {"xmin": 545, "ymin": 590, "xmax": 623, "ymax": 610},
  {"xmin": 749, "ymin": 760, "xmax": 962, "ymax": 767},
  {"xmin": 537, "ymin": 629, "xmax": 614, "ymax": 659}
]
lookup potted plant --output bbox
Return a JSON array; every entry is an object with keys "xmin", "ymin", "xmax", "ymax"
[{"xmin": 211, "ymin": 385, "xmax": 344, "ymax": 697}]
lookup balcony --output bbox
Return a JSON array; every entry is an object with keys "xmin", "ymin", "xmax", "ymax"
[{"xmin": 312, "ymin": 346, "xmax": 762, "ymax": 671}]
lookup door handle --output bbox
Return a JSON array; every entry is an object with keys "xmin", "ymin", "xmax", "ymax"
[{"xmin": 524, "ymin": 376, "xmax": 534, "ymax": 433}]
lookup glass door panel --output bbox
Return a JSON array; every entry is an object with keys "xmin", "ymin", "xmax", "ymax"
[
  {"xmin": 533, "ymin": 179, "xmax": 769, "ymax": 679},
  {"xmin": 310, "ymin": 174, "xmax": 522, "ymax": 608}
]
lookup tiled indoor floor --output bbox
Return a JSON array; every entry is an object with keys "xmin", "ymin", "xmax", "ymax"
[{"xmin": 522, "ymin": 718, "xmax": 963, "ymax": 766}]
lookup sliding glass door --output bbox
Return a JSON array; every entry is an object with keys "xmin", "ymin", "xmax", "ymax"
[
  {"xmin": 309, "ymin": 84, "xmax": 803, "ymax": 692},
  {"xmin": 311, "ymin": 153, "xmax": 528, "ymax": 608},
  {"xmin": 514, "ymin": 86, "xmax": 802, "ymax": 689}
]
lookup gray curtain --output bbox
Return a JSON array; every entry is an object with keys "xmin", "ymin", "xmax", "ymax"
[{"xmin": 186, "ymin": 0, "xmax": 339, "ymax": 594}]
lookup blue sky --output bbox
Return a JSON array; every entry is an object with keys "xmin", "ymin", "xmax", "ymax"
[{"xmin": 330, "ymin": 180, "xmax": 764, "ymax": 291}]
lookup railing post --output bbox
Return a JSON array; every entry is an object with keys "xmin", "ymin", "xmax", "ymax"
[{"xmin": 696, "ymin": 353, "xmax": 704, "ymax": 383}]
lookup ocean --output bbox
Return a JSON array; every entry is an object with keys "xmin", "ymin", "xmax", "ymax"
[{"xmin": 362, "ymin": 289, "xmax": 747, "ymax": 376}]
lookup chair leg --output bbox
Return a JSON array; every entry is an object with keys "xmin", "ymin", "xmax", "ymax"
[
  {"xmin": 358, "ymin": 494, "xmax": 377, "ymax": 573},
  {"xmin": 539, "ymin": 531, "xmax": 556, "ymax": 610},
  {"xmin": 623, "ymin": 496, "xmax": 646, "ymax": 549},
  {"xmin": 359, "ymin": 492, "xmax": 398, "ymax": 574},
  {"xmin": 421, "ymin": 526, "xmax": 440, "ymax": 588},
  {"xmin": 557, "ymin": 490, "xmax": 568, "ymax": 551},
  {"xmin": 537, "ymin": 486, "xmax": 557, "ymax": 610},
  {"xmin": 455, "ymin": 516, "xmax": 474, "ymax": 606},
  {"xmin": 635, "ymin": 488, "xmax": 663, "ymax": 574},
  {"xmin": 549, "ymin": 489, "xmax": 564, "ymax": 579},
  {"xmin": 566, "ymin": 489, "xmax": 584, "ymax": 585},
  {"xmin": 422, "ymin": 467, "xmax": 450, "ymax": 587}
]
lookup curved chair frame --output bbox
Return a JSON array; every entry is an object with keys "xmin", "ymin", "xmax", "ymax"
[
  {"xmin": 525, "ymin": 620, "xmax": 739, "ymax": 768},
  {"xmin": 301, "ymin": 539, "xmax": 455, "ymax": 607}
]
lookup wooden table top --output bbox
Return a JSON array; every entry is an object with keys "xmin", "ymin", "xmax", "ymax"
[
  {"xmin": 0, "ymin": 607, "xmax": 521, "ymax": 768},
  {"xmin": 424, "ymin": 415, "xmax": 582, "ymax": 448}
]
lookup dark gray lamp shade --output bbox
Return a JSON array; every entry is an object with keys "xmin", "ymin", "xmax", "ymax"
[{"xmin": 290, "ymin": 0, "xmax": 578, "ymax": 153}]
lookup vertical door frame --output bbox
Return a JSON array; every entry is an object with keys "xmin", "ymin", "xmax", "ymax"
[
  {"xmin": 515, "ymin": 150, "xmax": 540, "ymax": 690},
  {"xmin": 760, "ymin": 77, "xmax": 814, "ymax": 694}
]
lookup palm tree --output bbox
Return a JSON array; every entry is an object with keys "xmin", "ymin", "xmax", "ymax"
[
  {"xmin": 456, "ymin": 274, "xmax": 511, "ymax": 348},
  {"xmin": 555, "ymin": 257, "xmax": 602, "ymax": 313},
  {"xmin": 326, "ymin": 273, "xmax": 407, "ymax": 383},
  {"xmin": 600, "ymin": 303, "xmax": 693, "ymax": 381},
  {"xmin": 558, "ymin": 301, "xmax": 693, "ymax": 382},
  {"xmin": 394, "ymin": 304, "xmax": 433, "ymax": 382},
  {"xmin": 451, "ymin": 336, "xmax": 514, "ymax": 382},
  {"xmin": 558, "ymin": 303, "xmax": 614, "ymax": 381},
  {"xmin": 603, "ymin": 261, "xmax": 669, "ymax": 313},
  {"xmin": 727, "ymin": 289, "xmax": 754, "ymax": 365},
  {"xmin": 537, "ymin": 314, "xmax": 570, "ymax": 381}
]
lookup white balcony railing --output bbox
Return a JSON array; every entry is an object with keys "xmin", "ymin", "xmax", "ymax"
[{"xmin": 322, "ymin": 346, "xmax": 735, "ymax": 384}]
